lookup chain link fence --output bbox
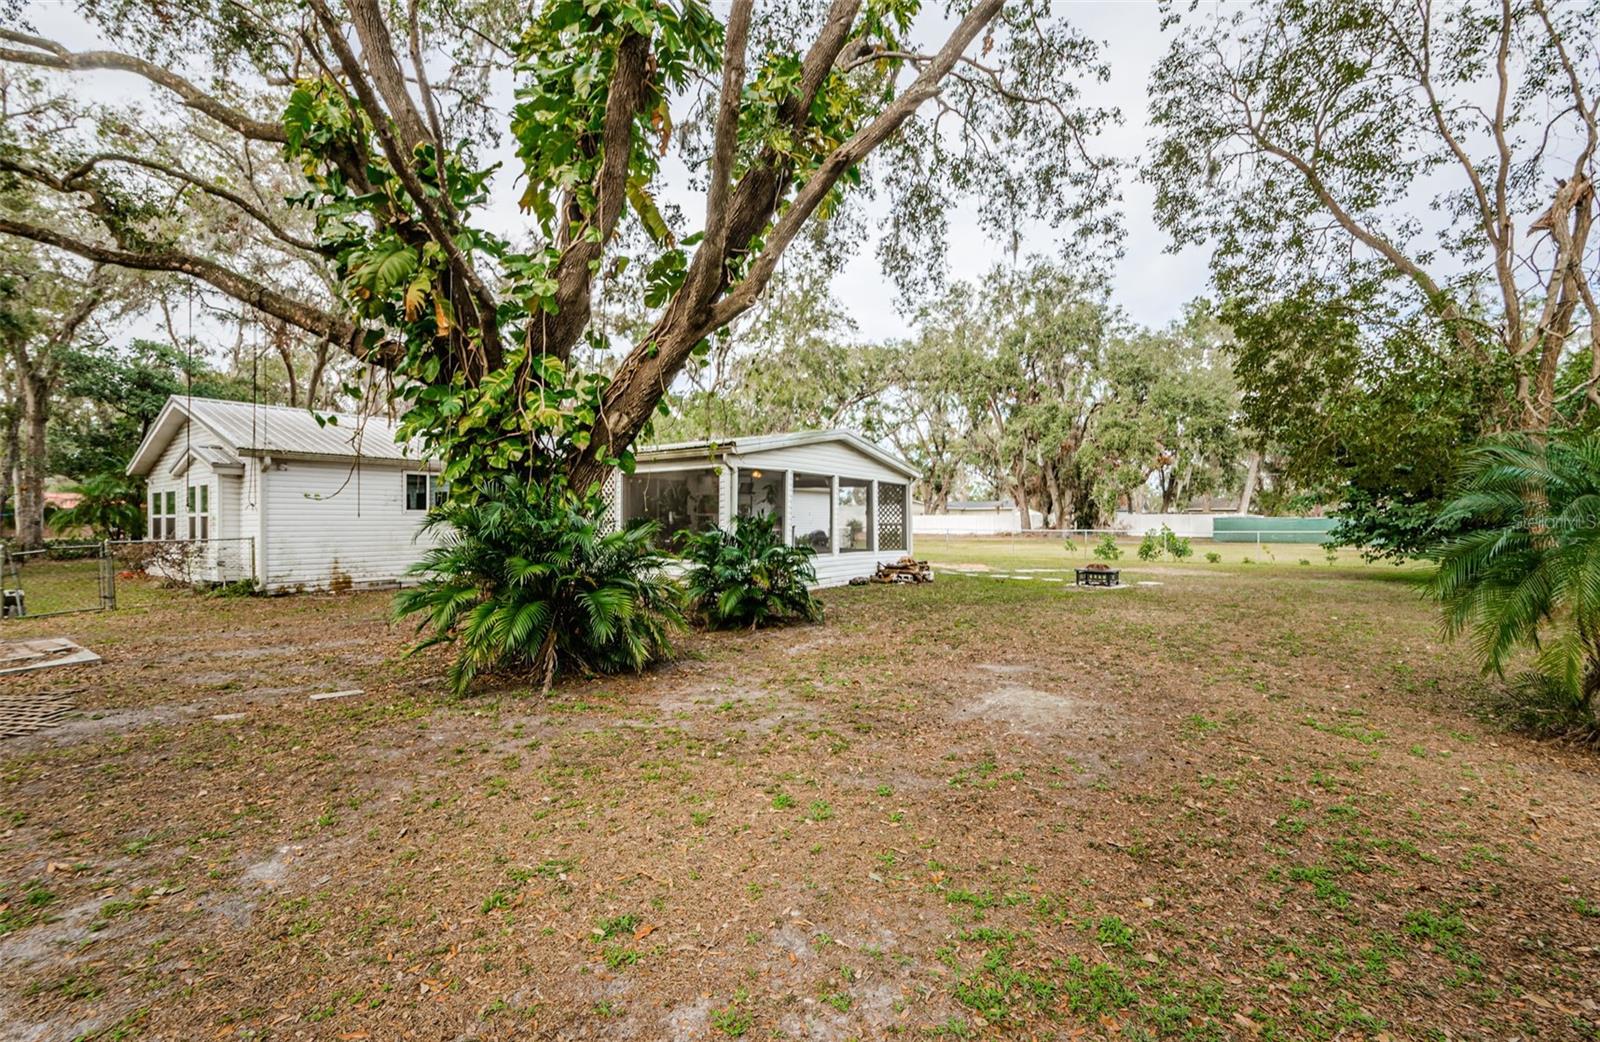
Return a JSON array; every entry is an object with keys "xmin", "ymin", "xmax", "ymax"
[{"xmin": 1, "ymin": 538, "xmax": 256, "ymax": 620}]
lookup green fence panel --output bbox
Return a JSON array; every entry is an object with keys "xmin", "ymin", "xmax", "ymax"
[{"xmin": 1212, "ymin": 516, "xmax": 1337, "ymax": 544}]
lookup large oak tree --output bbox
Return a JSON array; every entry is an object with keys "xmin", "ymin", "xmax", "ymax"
[{"xmin": 2, "ymin": 0, "xmax": 1118, "ymax": 501}]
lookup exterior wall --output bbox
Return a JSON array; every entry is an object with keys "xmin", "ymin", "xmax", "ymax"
[
  {"xmin": 1114, "ymin": 512, "xmax": 1218, "ymax": 539},
  {"xmin": 257, "ymin": 457, "xmax": 440, "ymax": 592},
  {"xmin": 140, "ymin": 421, "xmax": 251, "ymax": 583},
  {"xmin": 913, "ymin": 508, "xmax": 1040, "ymax": 535}
]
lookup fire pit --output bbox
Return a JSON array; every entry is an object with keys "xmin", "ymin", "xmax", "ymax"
[{"xmin": 1074, "ymin": 563, "xmax": 1121, "ymax": 588}]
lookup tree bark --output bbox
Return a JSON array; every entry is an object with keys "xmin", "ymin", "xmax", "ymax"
[
  {"xmin": 0, "ymin": 386, "xmax": 17, "ymax": 539},
  {"xmin": 1237, "ymin": 452, "xmax": 1261, "ymax": 514},
  {"xmin": 14, "ymin": 367, "xmax": 50, "ymax": 550}
]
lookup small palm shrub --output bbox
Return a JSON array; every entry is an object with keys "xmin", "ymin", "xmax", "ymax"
[
  {"xmin": 1093, "ymin": 534, "xmax": 1122, "ymax": 560},
  {"xmin": 50, "ymin": 473, "xmax": 143, "ymax": 539},
  {"xmin": 1426, "ymin": 434, "xmax": 1600, "ymax": 734},
  {"xmin": 682, "ymin": 513, "xmax": 822, "ymax": 629},
  {"xmin": 395, "ymin": 478, "xmax": 683, "ymax": 695}
]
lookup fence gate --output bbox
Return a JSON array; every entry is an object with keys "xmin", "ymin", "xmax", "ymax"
[{"xmin": 1, "ymin": 542, "xmax": 114, "ymax": 620}]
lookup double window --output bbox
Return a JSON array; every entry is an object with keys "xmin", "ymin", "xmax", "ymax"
[
  {"xmin": 622, "ymin": 467, "xmax": 720, "ymax": 550},
  {"xmin": 404, "ymin": 472, "xmax": 448, "ymax": 511}
]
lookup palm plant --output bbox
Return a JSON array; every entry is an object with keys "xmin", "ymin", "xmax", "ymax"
[
  {"xmin": 50, "ymin": 472, "xmax": 143, "ymax": 539},
  {"xmin": 395, "ymin": 478, "xmax": 683, "ymax": 695},
  {"xmin": 1426, "ymin": 433, "xmax": 1600, "ymax": 732},
  {"xmin": 682, "ymin": 513, "xmax": 823, "ymax": 630}
]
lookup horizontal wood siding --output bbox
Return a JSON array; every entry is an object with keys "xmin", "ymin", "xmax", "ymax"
[{"xmin": 260, "ymin": 459, "xmax": 438, "ymax": 592}]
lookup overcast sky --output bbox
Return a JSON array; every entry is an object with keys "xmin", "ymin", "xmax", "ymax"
[{"xmin": 25, "ymin": 0, "xmax": 1214, "ymax": 345}]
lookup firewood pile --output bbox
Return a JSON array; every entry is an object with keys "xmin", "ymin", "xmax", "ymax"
[{"xmin": 868, "ymin": 556, "xmax": 934, "ymax": 584}]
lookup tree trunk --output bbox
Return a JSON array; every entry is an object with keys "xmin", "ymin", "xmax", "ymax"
[
  {"xmin": 0, "ymin": 395, "xmax": 17, "ymax": 538},
  {"xmin": 1237, "ymin": 452, "xmax": 1261, "ymax": 514},
  {"xmin": 1012, "ymin": 472, "xmax": 1032, "ymax": 530},
  {"xmin": 14, "ymin": 369, "xmax": 50, "ymax": 550}
]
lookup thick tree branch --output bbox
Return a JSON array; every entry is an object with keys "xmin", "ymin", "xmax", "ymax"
[
  {"xmin": 0, "ymin": 216, "xmax": 400, "ymax": 369},
  {"xmin": 0, "ymin": 29, "xmax": 288, "ymax": 143}
]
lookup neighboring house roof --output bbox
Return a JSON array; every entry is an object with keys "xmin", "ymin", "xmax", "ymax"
[
  {"xmin": 43, "ymin": 491, "xmax": 83, "ymax": 510},
  {"xmin": 127, "ymin": 396, "xmax": 426, "ymax": 477},
  {"xmin": 636, "ymin": 430, "xmax": 920, "ymax": 480}
]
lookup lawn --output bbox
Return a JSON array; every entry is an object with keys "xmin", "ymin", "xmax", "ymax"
[{"xmin": 0, "ymin": 539, "xmax": 1596, "ymax": 1041}]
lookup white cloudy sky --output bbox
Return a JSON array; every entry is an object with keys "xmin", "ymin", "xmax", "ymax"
[{"xmin": 23, "ymin": 0, "xmax": 1214, "ymax": 343}]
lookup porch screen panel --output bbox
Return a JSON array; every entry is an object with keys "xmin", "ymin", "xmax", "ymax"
[
  {"xmin": 623, "ymin": 468, "xmax": 720, "ymax": 550},
  {"xmin": 837, "ymin": 478, "xmax": 871, "ymax": 552},
  {"xmin": 736, "ymin": 468, "xmax": 785, "ymax": 538},
  {"xmin": 877, "ymin": 482, "xmax": 906, "ymax": 551},
  {"xmin": 791, "ymin": 473, "xmax": 832, "ymax": 552}
]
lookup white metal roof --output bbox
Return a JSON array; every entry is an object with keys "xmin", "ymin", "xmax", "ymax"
[
  {"xmin": 636, "ymin": 429, "xmax": 919, "ymax": 480},
  {"xmin": 127, "ymin": 396, "xmax": 425, "ymax": 476}
]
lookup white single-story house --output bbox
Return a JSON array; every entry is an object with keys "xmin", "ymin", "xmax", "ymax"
[
  {"xmin": 127, "ymin": 396, "xmax": 443, "ymax": 593},
  {"xmin": 128, "ymin": 397, "xmax": 918, "ymax": 592}
]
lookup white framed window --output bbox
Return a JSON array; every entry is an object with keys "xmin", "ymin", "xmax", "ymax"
[
  {"xmin": 791, "ymin": 473, "xmax": 832, "ymax": 553},
  {"xmin": 163, "ymin": 489, "xmax": 177, "ymax": 540},
  {"xmin": 187, "ymin": 484, "xmax": 210, "ymax": 540},
  {"xmin": 404, "ymin": 472, "xmax": 447, "ymax": 511}
]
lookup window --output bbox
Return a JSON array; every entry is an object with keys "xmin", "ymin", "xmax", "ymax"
[
  {"xmin": 877, "ymin": 482, "xmax": 907, "ymax": 552},
  {"xmin": 837, "ymin": 478, "xmax": 872, "ymax": 552},
  {"xmin": 149, "ymin": 490, "xmax": 160, "ymax": 539},
  {"xmin": 405, "ymin": 473, "xmax": 446, "ymax": 511},
  {"xmin": 623, "ymin": 468, "xmax": 720, "ymax": 550},
  {"xmin": 163, "ymin": 490, "xmax": 177, "ymax": 539},
  {"xmin": 736, "ymin": 468, "xmax": 785, "ymax": 540},
  {"xmin": 791, "ymin": 473, "xmax": 832, "ymax": 553},
  {"xmin": 188, "ymin": 484, "xmax": 210, "ymax": 541}
]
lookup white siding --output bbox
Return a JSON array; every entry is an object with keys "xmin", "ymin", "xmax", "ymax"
[{"xmin": 258, "ymin": 458, "xmax": 439, "ymax": 592}]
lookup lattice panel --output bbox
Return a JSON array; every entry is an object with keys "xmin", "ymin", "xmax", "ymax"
[
  {"xmin": 878, "ymin": 482, "xmax": 907, "ymax": 551},
  {"xmin": 599, "ymin": 470, "xmax": 620, "ymax": 532},
  {"xmin": 0, "ymin": 693, "xmax": 76, "ymax": 740}
]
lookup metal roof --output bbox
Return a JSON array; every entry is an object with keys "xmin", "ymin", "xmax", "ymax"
[
  {"xmin": 128, "ymin": 396, "xmax": 425, "ymax": 476},
  {"xmin": 636, "ymin": 429, "xmax": 919, "ymax": 479}
]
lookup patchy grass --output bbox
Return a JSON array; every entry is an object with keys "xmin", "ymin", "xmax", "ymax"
[{"xmin": 0, "ymin": 540, "xmax": 1594, "ymax": 1039}]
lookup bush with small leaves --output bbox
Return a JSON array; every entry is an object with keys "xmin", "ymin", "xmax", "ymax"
[
  {"xmin": 1093, "ymin": 534, "xmax": 1123, "ymax": 561},
  {"xmin": 1204, "ymin": 551, "xmax": 1222, "ymax": 564}
]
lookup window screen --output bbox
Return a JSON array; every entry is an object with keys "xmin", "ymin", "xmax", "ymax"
[
  {"xmin": 837, "ymin": 478, "xmax": 872, "ymax": 552},
  {"xmin": 791, "ymin": 473, "xmax": 832, "ymax": 552},
  {"xmin": 737, "ymin": 468, "xmax": 785, "ymax": 539},
  {"xmin": 623, "ymin": 468, "xmax": 720, "ymax": 550}
]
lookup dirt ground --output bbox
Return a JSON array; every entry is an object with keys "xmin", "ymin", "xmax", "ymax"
[{"xmin": 1, "ymin": 541, "xmax": 1597, "ymax": 1041}]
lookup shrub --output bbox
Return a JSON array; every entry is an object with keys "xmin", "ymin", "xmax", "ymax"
[
  {"xmin": 1162, "ymin": 527, "xmax": 1193, "ymax": 559},
  {"xmin": 1093, "ymin": 534, "xmax": 1122, "ymax": 561},
  {"xmin": 48, "ymin": 473, "xmax": 143, "ymax": 540},
  {"xmin": 395, "ymin": 478, "xmax": 683, "ymax": 695},
  {"xmin": 1204, "ymin": 551, "xmax": 1222, "ymax": 564},
  {"xmin": 1427, "ymin": 434, "xmax": 1600, "ymax": 734},
  {"xmin": 682, "ymin": 514, "xmax": 822, "ymax": 629},
  {"xmin": 1137, "ymin": 531, "xmax": 1163, "ymax": 561}
]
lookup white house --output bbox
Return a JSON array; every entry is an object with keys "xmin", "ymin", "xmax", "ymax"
[
  {"xmin": 127, "ymin": 397, "xmax": 443, "ymax": 593},
  {"xmin": 913, "ymin": 499, "xmax": 1043, "ymax": 535},
  {"xmin": 128, "ymin": 397, "xmax": 918, "ymax": 592}
]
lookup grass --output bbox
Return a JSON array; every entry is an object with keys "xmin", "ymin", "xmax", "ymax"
[{"xmin": 0, "ymin": 537, "xmax": 1591, "ymax": 1041}]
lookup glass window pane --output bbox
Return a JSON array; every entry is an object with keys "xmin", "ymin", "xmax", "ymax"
[
  {"xmin": 837, "ymin": 478, "xmax": 871, "ymax": 552},
  {"xmin": 150, "ymin": 492, "xmax": 159, "ymax": 538},
  {"xmin": 877, "ymin": 483, "xmax": 906, "ymax": 552},
  {"xmin": 736, "ymin": 468, "xmax": 785, "ymax": 540},
  {"xmin": 429, "ymin": 475, "xmax": 448, "ymax": 509},
  {"xmin": 792, "ymin": 473, "xmax": 833, "ymax": 553},
  {"xmin": 187, "ymin": 485, "xmax": 195, "ymax": 511},
  {"xmin": 623, "ymin": 468, "xmax": 720, "ymax": 551},
  {"xmin": 199, "ymin": 485, "xmax": 209, "ymax": 513},
  {"xmin": 164, "ymin": 490, "xmax": 176, "ymax": 516},
  {"xmin": 405, "ymin": 474, "xmax": 429, "ymax": 511}
]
